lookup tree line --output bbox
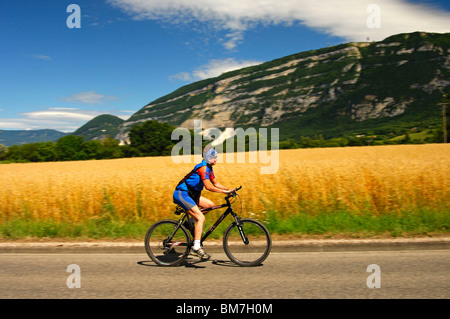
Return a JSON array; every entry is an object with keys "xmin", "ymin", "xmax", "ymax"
[
  {"xmin": 0, "ymin": 136, "xmax": 123, "ymax": 163},
  {"xmin": 0, "ymin": 120, "xmax": 274, "ymax": 163},
  {"xmin": 0, "ymin": 121, "xmax": 176, "ymax": 163},
  {"xmin": 0, "ymin": 119, "xmax": 448, "ymax": 163}
]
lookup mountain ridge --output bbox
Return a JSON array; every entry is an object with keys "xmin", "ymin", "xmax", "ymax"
[
  {"xmin": 0, "ymin": 129, "xmax": 67, "ymax": 147},
  {"xmin": 115, "ymin": 31, "xmax": 449, "ymax": 143},
  {"xmin": 1, "ymin": 31, "xmax": 449, "ymax": 147}
]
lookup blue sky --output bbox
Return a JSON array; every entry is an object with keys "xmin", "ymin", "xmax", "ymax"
[{"xmin": 1, "ymin": 0, "xmax": 449, "ymax": 132}]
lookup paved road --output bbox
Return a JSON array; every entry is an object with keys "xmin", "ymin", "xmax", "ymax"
[{"xmin": 1, "ymin": 249, "xmax": 449, "ymax": 299}]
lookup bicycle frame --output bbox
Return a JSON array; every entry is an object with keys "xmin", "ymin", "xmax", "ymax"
[
  {"xmin": 169, "ymin": 194, "xmax": 248, "ymax": 248},
  {"xmin": 200, "ymin": 203, "xmax": 242, "ymax": 245}
]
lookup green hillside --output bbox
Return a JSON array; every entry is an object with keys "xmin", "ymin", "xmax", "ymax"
[
  {"xmin": 73, "ymin": 114, "xmax": 125, "ymax": 141},
  {"xmin": 115, "ymin": 31, "xmax": 449, "ymax": 144},
  {"xmin": 274, "ymin": 32, "xmax": 450, "ymax": 140}
]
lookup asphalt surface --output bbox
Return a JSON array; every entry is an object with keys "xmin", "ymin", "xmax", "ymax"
[{"xmin": 0, "ymin": 237, "xmax": 449, "ymax": 299}]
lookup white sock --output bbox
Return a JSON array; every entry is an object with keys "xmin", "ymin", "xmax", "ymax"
[{"xmin": 193, "ymin": 240, "xmax": 201, "ymax": 250}]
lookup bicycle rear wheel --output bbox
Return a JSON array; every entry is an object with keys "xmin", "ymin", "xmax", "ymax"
[
  {"xmin": 223, "ymin": 218, "xmax": 271, "ymax": 267},
  {"xmin": 145, "ymin": 219, "xmax": 191, "ymax": 267}
]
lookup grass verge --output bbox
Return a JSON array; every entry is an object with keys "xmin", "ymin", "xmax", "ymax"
[
  {"xmin": 1, "ymin": 208, "xmax": 449, "ymax": 240},
  {"xmin": 263, "ymin": 209, "xmax": 450, "ymax": 238}
]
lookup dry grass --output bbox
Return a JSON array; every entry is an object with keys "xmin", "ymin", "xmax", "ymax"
[{"xmin": 0, "ymin": 144, "xmax": 449, "ymax": 226}]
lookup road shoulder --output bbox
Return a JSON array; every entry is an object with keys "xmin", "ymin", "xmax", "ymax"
[{"xmin": 0, "ymin": 236, "xmax": 449, "ymax": 253}]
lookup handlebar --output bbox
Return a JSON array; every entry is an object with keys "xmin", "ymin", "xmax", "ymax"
[{"xmin": 226, "ymin": 185, "xmax": 242, "ymax": 198}]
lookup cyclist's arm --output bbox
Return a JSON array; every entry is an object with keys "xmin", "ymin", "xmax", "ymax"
[
  {"xmin": 203, "ymin": 179, "xmax": 230, "ymax": 193},
  {"xmin": 211, "ymin": 178, "xmax": 230, "ymax": 191},
  {"xmin": 197, "ymin": 166, "xmax": 231, "ymax": 193},
  {"xmin": 207, "ymin": 167, "xmax": 230, "ymax": 191}
]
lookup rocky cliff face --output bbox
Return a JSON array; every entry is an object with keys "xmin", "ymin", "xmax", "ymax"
[{"xmin": 116, "ymin": 31, "xmax": 449, "ymax": 143}]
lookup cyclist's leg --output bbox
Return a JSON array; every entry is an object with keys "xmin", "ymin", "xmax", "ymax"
[
  {"xmin": 198, "ymin": 196, "xmax": 214, "ymax": 211},
  {"xmin": 187, "ymin": 205, "xmax": 211, "ymax": 259},
  {"xmin": 173, "ymin": 189, "xmax": 210, "ymax": 258},
  {"xmin": 186, "ymin": 205, "xmax": 205, "ymax": 240}
]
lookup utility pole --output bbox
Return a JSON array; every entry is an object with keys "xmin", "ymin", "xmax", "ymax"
[
  {"xmin": 443, "ymin": 102, "xmax": 447, "ymax": 143},
  {"xmin": 438, "ymin": 94, "xmax": 449, "ymax": 144},
  {"xmin": 439, "ymin": 101, "xmax": 448, "ymax": 144}
]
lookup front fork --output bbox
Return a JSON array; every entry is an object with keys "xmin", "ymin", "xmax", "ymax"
[{"xmin": 232, "ymin": 212, "xmax": 249, "ymax": 245}]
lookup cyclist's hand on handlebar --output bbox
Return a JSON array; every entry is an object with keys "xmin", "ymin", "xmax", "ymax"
[{"xmin": 225, "ymin": 186, "xmax": 242, "ymax": 197}]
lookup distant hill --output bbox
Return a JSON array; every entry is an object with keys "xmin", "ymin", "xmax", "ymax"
[
  {"xmin": 73, "ymin": 114, "xmax": 125, "ymax": 141},
  {"xmin": 114, "ymin": 31, "xmax": 449, "ymax": 143},
  {"xmin": 0, "ymin": 129, "xmax": 67, "ymax": 147},
  {"xmin": 0, "ymin": 115, "xmax": 124, "ymax": 147}
]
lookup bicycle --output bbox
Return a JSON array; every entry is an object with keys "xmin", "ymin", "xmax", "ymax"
[{"xmin": 144, "ymin": 186, "xmax": 272, "ymax": 267}]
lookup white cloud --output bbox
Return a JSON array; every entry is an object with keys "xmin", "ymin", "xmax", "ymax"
[
  {"xmin": 170, "ymin": 58, "xmax": 262, "ymax": 82},
  {"xmin": 0, "ymin": 108, "xmax": 131, "ymax": 132},
  {"xmin": 0, "ymin": 117, "xmax": 82, "ymax": 132},
  {"xmin": 61, "ymin": 91, "xmax": 118, "ymax": 104},
  {"xmin": 13, "ymin": 108, "xmax": 105, "ymax": 131},
  {"xmin": 29, "ymin": 54, "xmax": 52, "ymax": 61},
  {"xmin": 108, "ymin": 0, "xmax": 450, "ymax": 47},
  {"xmin": 222, "ymin": 31, "xmax": 244, "ymax": 50},
  {"xmin": 21, "ymin": 108, "xmax": 100, "ymax": 121},
  {"xmin": 0, "ymin": 121, "xmax": 29, "ymax": 129},
  {"xmin": 169, "ymin": 72, "xmax": 193, "ymax": 82}
]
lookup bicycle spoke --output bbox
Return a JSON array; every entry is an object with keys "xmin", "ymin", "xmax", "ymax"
[
  {"xmin": 223, "ymin": 219, "xmax": 271, "ymax": 266},
  {"xmin": 145, "ymin": 220, "xmax": 191, "ymax": 266}
]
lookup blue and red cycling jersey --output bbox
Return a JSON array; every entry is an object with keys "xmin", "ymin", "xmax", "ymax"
[{"xmin": 176, "ymin": 160, "xmax": 215, "ymax": 192}]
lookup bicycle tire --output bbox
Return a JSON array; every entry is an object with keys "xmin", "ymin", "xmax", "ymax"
[
  {"xmin": 144, "ymin": 219, "xmax": 191, "ymax": 267},
  {"xmin": 223, "ymin": 218, "xmax": 272, "ymax": 267}
]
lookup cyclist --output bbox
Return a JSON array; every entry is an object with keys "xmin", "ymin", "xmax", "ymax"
[{"xmin": 173, "ymin": 147, "xmax": 231, "ymax": 259}]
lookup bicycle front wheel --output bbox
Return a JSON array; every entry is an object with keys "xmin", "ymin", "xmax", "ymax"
[
  {"xmin": 145, "ymin": 219, "xmax": 191, "ymax": 267},
  {"xmin": 223, "ymin": 218, "xmax": 271, "ymax": 267}
]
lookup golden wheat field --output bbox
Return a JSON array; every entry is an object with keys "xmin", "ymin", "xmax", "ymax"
[{"xmin": 0, "ymin": 144, "xmax": 449, "ymax": 224}]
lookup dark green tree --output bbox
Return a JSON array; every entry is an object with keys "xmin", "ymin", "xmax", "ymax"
[
  {"xmin": 128, "ymin": 121, "xmax": 176, "ymax": 156},
  {"xmin": 99, "ymin": 137, "xmax": 123, "ymax": 159},
  {"xmin": 81, "ymin": 140, "xmax": 102, "ymax": 160},
  {"xmin": 0, "ymin": 144, "xmax": 7, "ymax": 160},
  {"xmin": 55, "ymin": 135, "xmax": 85, "ymax": 161}
]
